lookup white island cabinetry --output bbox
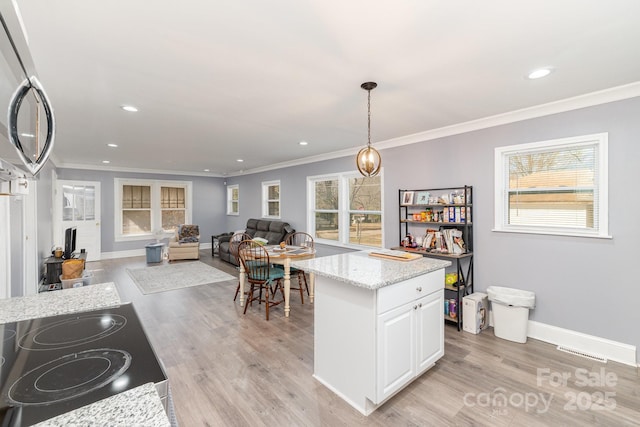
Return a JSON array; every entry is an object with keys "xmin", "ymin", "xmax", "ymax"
[{"xmin": 292, "ymin": 251, "xmax": 450, "ymax": 415}]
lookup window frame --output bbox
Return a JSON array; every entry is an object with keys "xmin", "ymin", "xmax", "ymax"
[
  {"xmin": 114, "ymin": 178, "xmax": 193, "ymax": 242},
  {"xmin": 307, "ymin": 170, "xmax": 384, "ymax": 249},
  {"xmin": 261, "ymin": 180, "xmax": 281, "ymax": 219},
  {"xmin": 227, "ymin": 184, "xmax": 239, "ymax": 216},
  {"xmin": 494, "ymin": 133, "xmax": 610, "ymax": 238}
]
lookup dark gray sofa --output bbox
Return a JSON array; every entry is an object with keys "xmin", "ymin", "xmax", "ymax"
[{"xmin": 218, "ymin": 218, "xmax": 295, "ymax": 265}]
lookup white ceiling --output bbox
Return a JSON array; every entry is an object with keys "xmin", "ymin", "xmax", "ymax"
[{"xmin": 13, "ymin": 0, "xmax": 640, "ymax": 176}]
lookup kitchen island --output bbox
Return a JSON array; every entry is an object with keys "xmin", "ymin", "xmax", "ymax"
[{"xmin": 292, "ymin": 250, "xmax": 450, "ymax": 415}]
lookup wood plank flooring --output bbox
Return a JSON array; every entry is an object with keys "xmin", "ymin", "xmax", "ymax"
[{"xmin": 87, "ymin": 251, "xmax": 639, "ymax": 426}]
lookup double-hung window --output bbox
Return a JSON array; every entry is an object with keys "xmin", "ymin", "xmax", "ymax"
[
  {"xmin": 308, "ymin": 172, "xmax": 383, "ymax": 248},
  {"xmin": 115, "ymin": 178, "xmax": 192, "ymax": 241},
  {"xmin": 262, "ymin": 180, "xmax": 280, "ymax": 218},
  {"xmin": 227, "ymin": 184, "xmax": 239, "ymax": 215},
  {"xmin": 494, "ymin": 133, "xmax": 609, "ymax": 238}
]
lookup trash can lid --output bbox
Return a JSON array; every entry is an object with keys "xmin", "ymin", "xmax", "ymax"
[{"xmin": 486, "ymin": 286, "xmax": 535, "ymax": 308}]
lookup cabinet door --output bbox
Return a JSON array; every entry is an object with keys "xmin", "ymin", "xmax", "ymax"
[
  {"xmin": 416, "ymin": 290, "xmax": 444, "ymax": 374},
  {"xmin": 376, "ymin": 302, "xmax": 416, "ymax": 403}
]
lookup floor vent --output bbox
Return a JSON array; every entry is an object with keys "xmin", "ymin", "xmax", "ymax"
[{"xmin": 557, "ymin": 346, "xmax": 608, "ymax": 363}]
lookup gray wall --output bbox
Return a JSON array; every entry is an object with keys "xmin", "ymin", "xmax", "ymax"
[
  {"xmin": 55, "ymin": 169, "xmax": 226, "ymax": 252},
  {"xmin": 53, "ymin": 96, "xmax": 639, "ymax": 356},
  {"xmin": 223, "ymin": 96, "xmax": 640, "ymax": 355}
]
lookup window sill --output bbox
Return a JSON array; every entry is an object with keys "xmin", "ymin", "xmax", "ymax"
[
  {"xmin": 115, "ymin": 234, "xmax": 155, "ymax": 243},
  {"xmin": 492, "ymin": 228, "xmax": 612, "ymax": 239},
  {"xmin": 315, "ymin": 238, "xmax": 382, "ymax": 251}
]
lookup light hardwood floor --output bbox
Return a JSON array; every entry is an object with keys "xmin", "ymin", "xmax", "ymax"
[{"xmin": 88, "ymin": 250, "xmax": 639, "ymax": 426}]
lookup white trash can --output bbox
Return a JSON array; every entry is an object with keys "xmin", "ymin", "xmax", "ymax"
[{"xmin": 486, "ymin": 286, "xmax": 535, "ymax": 343}]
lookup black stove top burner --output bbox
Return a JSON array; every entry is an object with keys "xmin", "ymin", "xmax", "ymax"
[
  {"xmin": 8, "ymin": 349, "xmax": 132, "ymax": 405},
  {"xmin": 2, "ymin": 329, "xmax": 16, "ymax": 343},
  {"xmin": 18, "ymin": 314, "xmax": 127, "ymax": 351},
  {"xmin": 0, "ymin": 303, "xmax": 167, "ymax": 426},
  {"xmin": 1, "ymin": 328, "xmax": 16, "ymax": 370}
]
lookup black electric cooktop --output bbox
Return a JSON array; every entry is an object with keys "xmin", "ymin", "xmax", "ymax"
[{"xmin": 0, "ymin": 303, "xmax": 167, "ymax": 426}]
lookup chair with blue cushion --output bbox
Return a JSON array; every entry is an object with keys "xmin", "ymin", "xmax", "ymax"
[
  {"xmin": 285, "ymin": 231, "xmax": 314, "ymax": 303},
  {"xmin": 238, "ymin": 240, "xmax": 285, "ymax": 321}
]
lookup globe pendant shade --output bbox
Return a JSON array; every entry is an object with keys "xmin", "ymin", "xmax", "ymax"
[{"xmin": 356, "ymin": 145, "xmax": 381, "ymax": 177}]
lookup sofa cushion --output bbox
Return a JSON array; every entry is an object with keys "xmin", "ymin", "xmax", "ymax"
[{"xmin": 245, "ymin": 219, "xmax": 292, "ymax": 245}]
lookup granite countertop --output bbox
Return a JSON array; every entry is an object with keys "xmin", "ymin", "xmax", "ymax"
[
  {"xmin": 291, "ymin": 250, "xmax": 451, "ymax": 289},
  {"xmin": 33, "ymin": 382, "xmax": 170, "ymax": 427},
  {"xmin": 0, "ymin": 282, "xmax": 121, "ymax": 324}
]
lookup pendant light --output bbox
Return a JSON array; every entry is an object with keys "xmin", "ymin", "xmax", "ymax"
[{"xmin": 356, "ymin": 82, "xmax": 382, "ymax": 177}]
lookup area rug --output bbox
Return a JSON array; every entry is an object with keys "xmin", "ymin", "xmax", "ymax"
[{"xmin": 127, "ymin": 261, "xmax": 235, "ymax": 295}]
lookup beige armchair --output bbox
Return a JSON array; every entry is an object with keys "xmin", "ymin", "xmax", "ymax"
[{"xmin": 168, "ymin": 224, "xmax": 200, "ymax": 261}]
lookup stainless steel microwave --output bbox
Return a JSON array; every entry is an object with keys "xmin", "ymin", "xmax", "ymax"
[{"xmin": 0, "ymin": 0, "xmax": 55, "ymax": 181}]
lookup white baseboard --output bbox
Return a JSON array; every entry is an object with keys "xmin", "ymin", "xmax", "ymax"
[
  {"xmin": 527, "ymin": 320, "xmax": 637, "ymax": 367},
  {"xmin": 100, "ymin": 249, "xmax": 146, "ymax": 260},
  {"xmin": 98, "ymin": 243, "xmax": 213, "ymax": 261}
]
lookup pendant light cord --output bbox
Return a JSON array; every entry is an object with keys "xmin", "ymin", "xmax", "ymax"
[{"xmin": 367, "ymin": 89, "xmax": 372, "ymax": 148}]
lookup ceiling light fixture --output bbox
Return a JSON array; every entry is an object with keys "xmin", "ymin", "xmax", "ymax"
[
  {"xmin": 120, "ymin": 105, "xmax": 138, "ymax": 112},
  {"xmin": 356, "ymin": 82, "xmax": 381, "ymax": 177},
  {"xmin": 102, "ymin": 160, "xmax": 110, "ymax": 164},
  {"xmin": 107, "ymin": 143, "xmax": 118, "ymax": 148},
  {"xmin": 236, "ymin": 159, "xmax": 244, "ymax": 162},
  {"xmin": 203, "ymin": 169, "xmax": 210, "ymax": 172},
  {"xmin": 527, "ymin": 68, "xmax": 552, "ymax": 79},
  {"xmin": 299, "ymin": 141, "xmax": 308, "ymax": 146}
]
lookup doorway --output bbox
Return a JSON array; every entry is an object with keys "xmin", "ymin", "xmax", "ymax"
[{"xmin": 55, "ymin": 180, "xmax": 101, "ymax": 261}]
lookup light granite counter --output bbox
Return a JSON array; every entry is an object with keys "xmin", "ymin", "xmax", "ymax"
[
  {"xmin": 33, "ymin": 382, "xmax": 170, "ymax": 427},
  {"xmin": 291, "ymin": 250, "xmax": 451, "ymax": 290},
  {"xmin": 0, "ymin": 282, "xmax": 121, "ymax": 324}
]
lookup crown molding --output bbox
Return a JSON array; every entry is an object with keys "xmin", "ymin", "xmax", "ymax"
[
  {"xmin": 376, "ymin": 81, "xmax": 640, "ymax": 151},
  {"xmin": 57, "ymin": 162, "xmax": 222, "ymax": 178},
  {"xmin": 54, "ymin": 81, "xmax": 640, "ymax": 178},
  {"xmin": 230, "ymin": 81, "xmax": 640, "ymax": 177}
]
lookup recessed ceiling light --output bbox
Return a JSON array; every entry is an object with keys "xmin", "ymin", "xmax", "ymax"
[
  {"xmin": 527, "ymin": 68, "xmax": 552, "ymax": 79},
  {"xmin": 236, "ymin": 159, "xmax": 244, "ymax": 162},
  {"xmin": 120, "ymin": 105, "xmax": 138, "ymax": 112},
  {"xmin": 102, "ymin": 160, "xmax": 110, "ymax": 164},
  {"xmin": 203, "ymin": 169, "xmax": 210, "ymax": 172},
  {"xmin": 107, "ymin": 143, "xmax": 118, "ymax": 148},
  {"xmin": 299, "ymin": 141, "xmax": 308, "ymax": 146}
]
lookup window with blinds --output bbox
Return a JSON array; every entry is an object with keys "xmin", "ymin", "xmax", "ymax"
[
  {"xmin": 160, "ymin": 186, "xmax": 186, "ymax": 230},
  {"xmin": 494, "ymin": 133, "xmax": 609, "ymax": 238},
  {"xmin": 122, "ymin": 185, "xmax": 151, "ymax": 235},
  {"xmin": 115, "ymin": 178, "xmax": 192, "ymax": 241}
]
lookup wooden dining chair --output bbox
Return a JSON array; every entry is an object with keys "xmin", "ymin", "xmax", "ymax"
[
  {"xmin": 238, "ymin": 240, "xmax": 285, "ymax": 321},
  {"xmin": 285, "ymin": 231, "xmax": 314, "ymax": 303},
  {"xmin": 231, "ymin": 232, "xmax": 252, "ymax": 301}
]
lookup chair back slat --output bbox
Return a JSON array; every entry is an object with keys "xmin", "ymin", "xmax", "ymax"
[
  {"xmin": 238, "ymin": 240, "xmax": 272, "ymax": 283},
  {"xmin": 286, "ymin": 231, "xmax": 314, "ymax": 249},
  {"xmin": 230, "ymin": 232, "xmax": 252, "ymax": 263}
]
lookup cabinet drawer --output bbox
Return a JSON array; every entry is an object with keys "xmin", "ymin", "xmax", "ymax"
[{"xmin": 377, "ymin": 270, "xmax": 444, "ymax": 314}]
